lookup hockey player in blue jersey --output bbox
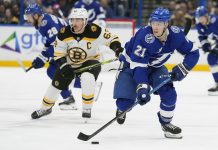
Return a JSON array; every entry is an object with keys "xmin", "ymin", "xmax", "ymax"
[
  {"xmin": 195, "ymin": 6, "xmax": 218, "ymax": 95},
  {"xmin": 24, "ymin": 3, "xmax": 77, "ymax": 110},
  {"xmin": 113, "ymin": 7, "xmax": 199, "ymax": 139},
  {"xmin": 73, "ymin": 0, "xmax": 106, "ymax": 27}
]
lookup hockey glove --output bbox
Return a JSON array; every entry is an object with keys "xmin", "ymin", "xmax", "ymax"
[
  {"xmin": 32, "ymin": 51, "xmax": 49, "ymax": 69},
  {"xmin": 202, "ymin": 43, "xmax": 211, "ymax": 53},
  {"xmin": 171, "ymin": 63, "xmax": 190, "ymax": 81},
  {"xmin": 136, "ymin": 84, "xmax": 151, "ymax": 106},
  {"xmin": 59, "ymin": 63, "xmax": 75, "ymax": 78},
  {"xmin": 114, "ymin": 47, "xmax": 124, "ymax": 57}
]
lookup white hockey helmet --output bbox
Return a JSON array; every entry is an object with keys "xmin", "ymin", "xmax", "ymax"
[
  {"xmin": 68, "ymin": 8, "xmax": 88, "ymax": 33},
  {"xmin": 68, "ymin": 8, "xmax": 88, "ymax": 20}
]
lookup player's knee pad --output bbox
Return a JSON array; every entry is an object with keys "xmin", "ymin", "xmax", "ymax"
[
  {"xmin": 52, "ymin": 69, "xmax": 72, "ymax": 90},
  {"xmin": 116, "ymin": 98, "xmax": 135, "ymax": 112},
  {"xmin": 207, "ymin": 53, "xmax": 218, "ymax": 66},
  {"xmin": 159, "ymin": 85, "xmax": 177, "ymax": 111},
  {"xmin": 81, "ymin": 72, "xmax": 95, "ymax": 94}
]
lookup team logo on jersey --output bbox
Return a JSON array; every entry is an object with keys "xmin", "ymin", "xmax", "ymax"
[
  {"xmin": 145, "ymin": 34, "xmax": 155, "ymax": 44},
  {"xmin": 171, "ymin": 26, "xmax": 180, "ymax": 33},
  {"xmin": 91, "ymin": 25, "xmax": 97, "ymax": 32},
  {"xmin": 211, "ymin": 17, "xmax": 216, "ymax": 24},
  {"xmin": 41, "ymin": 20, "xmax": 47, "ymax": 27},
  {"xmin": 60, "ymin": 27, "xmax": 65, "ymax": 34},
  {"xmin": 67, "ymin": 47, "xmax": 87, "ymax": 63}
]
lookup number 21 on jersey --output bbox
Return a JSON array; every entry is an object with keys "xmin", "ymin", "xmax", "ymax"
[{"xmin": 134, "ymin": 45, "xmax": 146, "ymax": 58}]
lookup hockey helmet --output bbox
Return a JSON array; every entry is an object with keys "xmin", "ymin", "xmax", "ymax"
[
  {"xmin": 68, "ymin": 8, "xmax": 88, "ymax": 20},
  {"xmin": 150, "ymin": 7, "xmax": 171, "ymax": 22},
  {"xmin": 195, "ymin": 6, "xmax": 208, "ymax": 18},
  {"xmin": 24, "ymin": 3, "xmax": 43, "ymax": 20}
]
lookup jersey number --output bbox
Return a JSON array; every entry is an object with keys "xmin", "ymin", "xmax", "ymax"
[
  {"xmin": 48, "ymin": 27, "xmax": 58, "ymax": 38},
  {"xmin": 134, "ymin": 45, "xmax": 146, "ymax": 58}
]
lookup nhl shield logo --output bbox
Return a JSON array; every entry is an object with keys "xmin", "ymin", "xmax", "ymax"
[{"xmin": 145, "ymin": 34, "xmax": 155, "ymax": 44}]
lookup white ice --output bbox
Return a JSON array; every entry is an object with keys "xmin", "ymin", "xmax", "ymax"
[{"xmin": 0, "ymin": 68, "xmax": 218, "ymax": 150}]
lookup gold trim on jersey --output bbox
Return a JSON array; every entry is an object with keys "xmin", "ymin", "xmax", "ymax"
[
  {"xmin": 63, "ymin": 37, "xmax": 75, "ymax": 42},
  {"xmin": 83, "ymin": 37, "xmax": 97, "ymax": 41}
]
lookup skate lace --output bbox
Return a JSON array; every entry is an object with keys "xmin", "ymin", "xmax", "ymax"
[
  {"xmin": 36, "ymin": 109, "xmax": 46, "ymax": 116},
  {"xmin": 166, "ymin": 123, "xmax": 177, "ymax": 130},
  {"xmin": 118, "ymin": 110, "xmax": 125, "ymax": 119},
  {"xmin": 83, "ymin": 109, "xmax": 91, "ymax": 114}
]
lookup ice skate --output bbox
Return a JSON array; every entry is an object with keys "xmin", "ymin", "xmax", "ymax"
[
  {"xmin": 208, "ymin": 83, "xmax": 218, "ymax": 96},
  {"xmin": 161, "ymin": 123, "xmax": 182, "ymax": 139},
  {"xmin": 82, "ymin": 108, "xmax": 91, "ymax": 123},
  {"xmin": 116, "ymin": 109, "xmax": 126, "ymax": 125},
  {"xmin": 59, "ymin": 95, "xmax": 77, "ymax": 110},
  {"xmin": 31, "ymin": 108, "xmax": 52, "ymax": 119}
]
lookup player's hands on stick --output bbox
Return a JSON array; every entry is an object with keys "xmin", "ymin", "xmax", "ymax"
[
  {"xmin": 32, "ymin": 52, "xmax": 49, "ymax": 69},
  {"xmin": 171, "ymin": 63, "xmax": 190, "ymax": 81},
  {"xmin": 136, "ymin": 83, "xmax": 151, "ymax": 105}
]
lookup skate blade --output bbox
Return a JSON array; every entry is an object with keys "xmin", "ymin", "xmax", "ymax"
[
  {"xmin": 208, "ymin": 92, "xmax": 218, "ymax": 96},
  {"xmin": 164, "ymin": 132, "xmax": 183, "ymax": 139},
  {"xmin": 84, "ymin": 118, "xmax": 90, "ymax": 123},
  {"xmin": 59, "ymin": 105, "xmax": 78, "ymax": 110}
]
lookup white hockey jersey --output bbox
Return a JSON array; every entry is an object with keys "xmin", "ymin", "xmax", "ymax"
[{"xmin": 54, "ymin": 23, "xmax": 120, "ymax": 68}]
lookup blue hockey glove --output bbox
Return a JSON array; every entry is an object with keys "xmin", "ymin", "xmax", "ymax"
[
  {"xmin": 136, "ymin": 84, "xmax": 151, "ymax": 106},
  {"xmin": 171, "ymin": 63, "xmax": 190, "ymax": 81},
  {"xmin": 32, "ymin": 52, "xmax": 49, "ymax": 69}
]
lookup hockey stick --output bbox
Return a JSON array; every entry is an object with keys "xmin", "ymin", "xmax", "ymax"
[
  {"xmin": 17, "ymin": 59, "xmax": 33, "ymax": 72},
  {"xmin": 94, "ymin": 81, "xmax": 103, "ymax": 102},
  {"xmin": 77, "ymin": 77, "xmax": 171, "ymax": 141},
  {"xmin": 74, "ymin": 58, "xmax": 118, "ymax": 74}
]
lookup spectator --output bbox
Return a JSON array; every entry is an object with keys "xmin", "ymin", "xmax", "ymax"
[
  {"xmin": 2, "ymin": 8, "xmax": 19, "ymax": 24},
  {"xmin": 100, "ymin": 0, "xmax": 114, "ymax": 18}
]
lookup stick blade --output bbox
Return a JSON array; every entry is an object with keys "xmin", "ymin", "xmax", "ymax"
[{"xmin": 77, "ymin": 132, "xmax": 90, "ymax": 141}]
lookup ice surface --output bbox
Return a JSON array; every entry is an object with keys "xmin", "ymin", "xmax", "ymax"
[{"xmin": 0, "ymin": 68, "xmax": 217, "ymax": 150}]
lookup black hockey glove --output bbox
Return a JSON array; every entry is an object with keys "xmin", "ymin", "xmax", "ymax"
[
  {"xmin": 59, "ymin": 63, "xmax": 75, "ymax": 78},
  {"xmin": 114, "ymin": 47, "xmax": 124, "ymax": 57},
  {"xmin": 56, "ymin": 57, "xmax": 75, "ymax": 78}
]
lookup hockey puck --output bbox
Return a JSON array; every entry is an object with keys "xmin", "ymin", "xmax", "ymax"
[{"xmin": 91, "ymin": 141, "xmax": 99, "ymax": 144}]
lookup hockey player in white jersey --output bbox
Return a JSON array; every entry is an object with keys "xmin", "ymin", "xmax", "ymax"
[{"xmin": 31, "ymin": 8, "xmax": 123, "ymax": 121}]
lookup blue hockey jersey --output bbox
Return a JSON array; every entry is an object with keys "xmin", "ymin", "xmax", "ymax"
[
  {"xmin": 121, "ymin": 25, "xmax": 199, "ymax": 84},
  {"xmin": 37, "ymin": 13, "xmax": 68, "ymax": 47},
  {"xmin": 73, "ymin": 0, "xmax": 105, "ymax": 23},
  {"xmin": 196, "ymin": 15, "xmax": 218, "ymax": 46}
]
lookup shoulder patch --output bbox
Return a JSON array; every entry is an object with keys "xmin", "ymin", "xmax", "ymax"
[
  {"xmin": 60, "ymin": 27, "xmax": 65, "ymax": 34},
  {"xmin": 211, "ymin": 17, "xmax": 216, "ymax": 24},
  {"xmin": 145, "ymin": 34, "xmax": 155, "ymax": 44},
  {"xmin": 41, "ymin": 20, "xmax": 47, "ymax": 27},
  {"xmin": 170, "ymin": 26, "xmax": 180, "ymax": 33},
  {"xmin": 91, "ymin": 25, "xmax": 97, "ymax": 32}
]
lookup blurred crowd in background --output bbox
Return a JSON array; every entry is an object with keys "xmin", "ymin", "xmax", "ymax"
[{"xmin": 0, "ymin": 0, "xmax": 218, "ymax": 27}]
